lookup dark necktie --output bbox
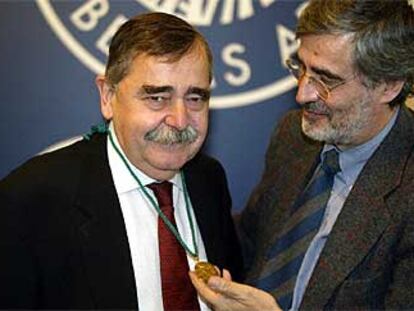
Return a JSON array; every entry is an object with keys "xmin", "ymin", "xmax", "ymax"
[
  {"xmin": 148, "ymin": 181, "xmax": 200, "ymax": 311},
  {"xmin": 254, "ymin": 149, "xmax": 341, "ymax": 310}
]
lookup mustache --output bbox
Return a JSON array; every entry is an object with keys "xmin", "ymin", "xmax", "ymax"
[
  {"xmin": 303, "ymin": 102, "xmax": 331, "ymax": 114},
  {"xmin": 144, "ymin": 123, "xmax": 199, "ymax": 145}
]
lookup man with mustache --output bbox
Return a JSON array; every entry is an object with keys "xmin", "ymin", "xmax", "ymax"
[
  {"xmin": 0, "ymin": 12, "xmax": 242, "ymax": 310},
  {"xmin": 190, "ymin": 0, "xmax": 414, "ymax": 310}
]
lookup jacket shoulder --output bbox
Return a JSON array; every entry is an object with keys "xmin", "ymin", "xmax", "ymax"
[{"xmin": 0, "ymin": 134, "xmax": 106, "ymax": 198}]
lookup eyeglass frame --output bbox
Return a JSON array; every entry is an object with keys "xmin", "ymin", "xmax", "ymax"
[{"xmin": 286, "ymin": 57, "xmax": 356, "ymax": 101}]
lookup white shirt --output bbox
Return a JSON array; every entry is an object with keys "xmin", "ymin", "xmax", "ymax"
[{"xmin": 107, "ymin": 124, "xmax": 210, "ymax": 311}]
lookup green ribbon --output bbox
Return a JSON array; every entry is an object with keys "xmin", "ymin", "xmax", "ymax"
[
  {"xmin": 83, "ymin": 123, "xmax": 109, "ymax": 140},
  {"xmin": 108, "ymin": 129, "xmax": 199, "ymax": 259}
]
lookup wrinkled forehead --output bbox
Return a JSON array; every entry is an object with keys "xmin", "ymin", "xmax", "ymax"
[
  {"xmin": 116, "ymin": 48, "xmax": 211, "ymax": 94},
  {"xmin": 297, "ymin": 33, "xmax": 356, "ymax": 75},
  {"xmin": 127, "ymin": 39, "xmax": 212, "ymax": 81}
]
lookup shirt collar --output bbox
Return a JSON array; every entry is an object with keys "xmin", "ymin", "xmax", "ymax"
[
  {"xmin": 107, "ymin": 122, "xmax": 182, "ymax": 195},
  {"xmin": 322, "ymin": 106, "xmax": 400, "ymax": 185}
]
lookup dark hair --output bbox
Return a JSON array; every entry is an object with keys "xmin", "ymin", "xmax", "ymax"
[
  {"xmin": 105, "ymin": 12, "xmax": 213, "ymax": 87},
  {"xmin": 297, "ymin": 0, "xmax": 414, "ymax": 106}
]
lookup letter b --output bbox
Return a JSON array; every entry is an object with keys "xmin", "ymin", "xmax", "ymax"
[{"xmin": 71, "ymin": 0, "xmax": 109, "ymax": 32}]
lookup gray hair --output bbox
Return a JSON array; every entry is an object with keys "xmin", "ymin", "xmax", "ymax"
[{"xmin": 297, "ymin": 0, "xmax": 414, "ymax": 106}]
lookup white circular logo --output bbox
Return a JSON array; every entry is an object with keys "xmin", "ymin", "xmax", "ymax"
[{"xmin": 36, "ymin": 0, "xmax": 306, "ymax": 109}]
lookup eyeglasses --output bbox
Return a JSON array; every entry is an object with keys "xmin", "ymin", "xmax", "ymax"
[{"xmin": 286, "ymin": 58, "xmax": 354, "ymax": 101}]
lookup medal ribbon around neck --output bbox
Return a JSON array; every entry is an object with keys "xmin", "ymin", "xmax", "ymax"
[{"xmin": 108, "ymin": 129, "xmax": 199, "ymax": 260}]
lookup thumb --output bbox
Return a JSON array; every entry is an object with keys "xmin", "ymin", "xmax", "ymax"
[{"xmin": 222, "ymin": 269, "xmax": 233, "ymax": 281}]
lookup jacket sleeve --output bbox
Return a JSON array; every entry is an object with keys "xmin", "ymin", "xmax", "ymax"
[{"xmin": 0, "ymin": 179, "xmax": 39, "ymax": 308}]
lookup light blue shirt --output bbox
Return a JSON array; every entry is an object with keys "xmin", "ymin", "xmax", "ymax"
[{"xmin": 290, "ymin": 107, "xmax": 400, "ymax": 310}]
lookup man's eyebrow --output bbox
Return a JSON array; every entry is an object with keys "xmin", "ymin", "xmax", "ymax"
[
  {"xmin": 295, "ymin": 53, "xmax": 344, "ymax": 81},
  {"xmin": 141, "ymin": 85, "xmax": 173, "ymax": 94},
  {"xmin": 312, "ymin": 67, "xmax": 344, "ymax": 81},
  {"xmin": 186, "ymin": 87, "xmax": 211, "ymax": 99}
]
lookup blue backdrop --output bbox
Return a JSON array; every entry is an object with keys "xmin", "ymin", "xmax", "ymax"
[{"xmin": 0, "ymin": 0, "xmax": 303, "ymax": 211}]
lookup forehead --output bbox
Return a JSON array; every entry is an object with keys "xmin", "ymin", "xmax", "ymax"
[
  {"xmin": 121, "ymin": 46, "xmax": 210, "ymax": 88},
  {"xmin": 298, "ymin": 34, "xmax": 355, "ymax": 75}
]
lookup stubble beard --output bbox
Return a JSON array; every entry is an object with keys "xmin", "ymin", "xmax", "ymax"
[{"xmin": 301, "ymin": 96, "xmax": 373, "ymax": 146}]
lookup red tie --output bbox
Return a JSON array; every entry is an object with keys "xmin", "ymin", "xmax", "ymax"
[{"xmin": 148, "ymin": 181, "xmax": 200, "ymax": 311}]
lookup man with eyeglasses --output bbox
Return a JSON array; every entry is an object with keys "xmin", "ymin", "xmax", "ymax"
[{"xmin": 190, "ymin": 0, "xmax": 414, "ymax": 310}]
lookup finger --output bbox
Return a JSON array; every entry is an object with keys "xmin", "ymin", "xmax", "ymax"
[
  {"xmin": 208, "ymin": 277, "xmax": 281, "ymax": 311},
  {"xmin": 189, "ymin": 271, "xmax": 221, "ymax": 303},
  {"xmin": 214, "ymin": 265, "xmax": 221, "ymax": 275},
  {"xmin": 208, "ymin": 277, "xmax": 259, "ymax": 300},
  {"xmin": 222, "ymin": 269, "xmax": 232, "ymax": 281},
  {"xmin": 207, "ymin": 276, "xmax": 243, "ymax": 299}
]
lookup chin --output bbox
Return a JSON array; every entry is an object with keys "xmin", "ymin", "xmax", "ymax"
[
  {"xmin": 303, "ymin": 124, "xmax": 347, "ymax": 145},
  {"xmin": 152, "ymin": 152, "xmax": 194, "ymax": 170},
  {"xmin": 302, "ymin": 120, "xmax": 331, "ymax": 142},
  {"xmin": 146, "ymin": 141, "xmax": 201, "ymax": 168}
]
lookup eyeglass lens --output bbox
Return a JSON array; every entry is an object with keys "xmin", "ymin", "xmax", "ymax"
[{"xmin": 287, "ymin": 59, "xmax": 329, "ymax": 100}]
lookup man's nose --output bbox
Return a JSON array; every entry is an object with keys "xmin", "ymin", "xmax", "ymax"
[
  {"xmin": 165, "ymin": 101, "xmax": 189, "ymax": 130},
  {"xmin": 295, "ymin": 76, "xmax": 320, "ymax": 105}
]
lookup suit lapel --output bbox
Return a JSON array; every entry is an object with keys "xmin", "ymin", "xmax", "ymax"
[
  {"xmin": 264, "ymin": 130, "xmax": 323, "ymax": 251},
  {"xmin": 73, "ymin": 135, "xmax": 138, "ymax": 309},
  {"xmin": 245, "ymin": 125, "xmax": 323, "ymax": 283},
  {"xmin": 183, "ymin": 160, "xmax": 223, "ymax": 264},
  {"xmin": 302, "ymin": 107, "xmax": 414, "ymax": 309}
]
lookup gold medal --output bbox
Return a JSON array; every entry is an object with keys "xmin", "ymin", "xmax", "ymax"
[{"xmin": 194, "ymin": 261, "xmax": 219, "ymax": 283}]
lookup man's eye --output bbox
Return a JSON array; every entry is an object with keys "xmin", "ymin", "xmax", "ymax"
[
  {"xmin": 145, "ymin": 95, "xmax": 170, "ymax": 104},
  {"xmin": 320, "ymin": 76, "xmax": 341, "ymax": 88},
  {"xmin": 185, "ymin": 95, "xmax": 208, "ymax": 110},
  {"xmin": 148, "ymin": 95, "xmax": 167, "ymax": 102},
  {"xmin": 143, "ymin": 95, "xmax": 170, "ymax": 109},
  {"xmin": 187, "ymin": 96, "xmax": 203, "ymax": 103}
]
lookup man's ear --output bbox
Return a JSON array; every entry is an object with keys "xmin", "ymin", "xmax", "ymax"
[
  {"xmin": 96, "ymin": 75, "xmax": 115, "ymax": 120},
  {"xmin": 379, "ymin": 80, "xmax": 405, "ymax": 105}
]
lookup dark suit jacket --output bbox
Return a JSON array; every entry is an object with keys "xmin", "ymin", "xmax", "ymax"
[
  {"xmin": 0, "ymin": 133, "xmax": 242, "ymax": 309},
  {"xmin": 240, "ymin": 106, "xmax": 414, "ymax": 310}
]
